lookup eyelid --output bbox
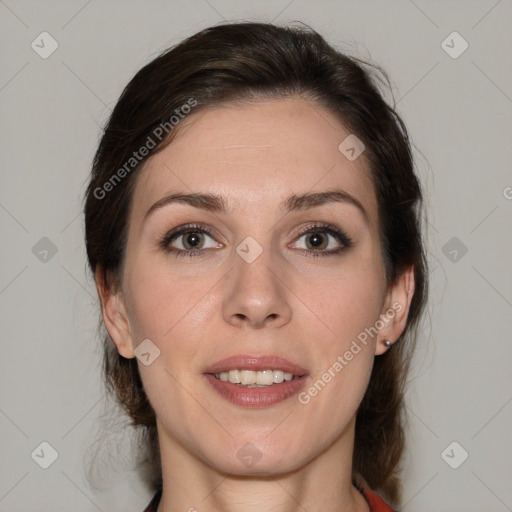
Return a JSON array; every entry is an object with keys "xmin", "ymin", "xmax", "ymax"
[
  {"xmin": 160, "ymin": 223, "xmax": 223, "ymax": 251},
  {"xmin": 290, "ymin": 223, "xmax": 353, "ymax": 250},
  {"xmin": 159, "ymin": 221, "xmax": 353, "ymax": 257}
]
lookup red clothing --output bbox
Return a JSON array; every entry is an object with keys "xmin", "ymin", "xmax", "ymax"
[
  {"xmin": 142, "ymin": 487, "xmax": 395, "ymax": 511},
  {"xmin": 364, "ymin": 488, "xmax": 395, "ymax": 511}
]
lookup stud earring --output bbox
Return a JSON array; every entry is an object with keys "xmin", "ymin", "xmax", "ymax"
[{"xmin": 383, "ymin": 340, "xmax": 393, "ymax": 348}]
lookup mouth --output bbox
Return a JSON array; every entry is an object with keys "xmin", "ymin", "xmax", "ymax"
[
  {"xmin": 211, "ymin": 369, "xmax": 301, "ymax": 387},
  {"xmin": 203, "ymin": 354, "xmax": 309, "ymax": 407}
]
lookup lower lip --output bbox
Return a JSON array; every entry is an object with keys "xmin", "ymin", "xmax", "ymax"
[{"xmin": 204, "ymin": 374, "xmax": 308, "ymax": 408}]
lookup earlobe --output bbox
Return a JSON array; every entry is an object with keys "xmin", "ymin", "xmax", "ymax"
[
  {"xmin": 94, "ymin": 267, "xmax": 135, "ymax": 359},
  {"xmin": 375, "ymin": 264, "xmax": 415, "ymax": 356}
]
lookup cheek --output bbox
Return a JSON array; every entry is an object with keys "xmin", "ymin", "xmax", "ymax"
[
  {"xmin": 296, "ymin": 258, "xmax": 383, "ymax": 417},
  {"xmin": 123, "ymin": 256, "xmax": 216, "ymax": 406},
  {"xmin": 123, "ymin": 259, "xmax": 211, "ymax": 429},
  {"xmin": 311, "ymin": 265, "xmax": 384, "ymax": 346},
  {"xmin": 124, "ymin": 255, "xmax": 214, "ymax": 341}
]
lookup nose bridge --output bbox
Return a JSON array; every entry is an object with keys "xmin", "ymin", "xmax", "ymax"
[{"xmin": 222, "ymin": 233, "xmax": 291, "ymax": 328}]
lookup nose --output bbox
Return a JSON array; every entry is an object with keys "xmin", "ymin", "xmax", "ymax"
[{"xmin": 222, "ymin": 245, "xmax": 292, "ymax": 330}]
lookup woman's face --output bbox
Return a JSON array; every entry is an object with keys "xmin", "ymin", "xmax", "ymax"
[{"xmin": 104, "ymin": 97, "xmax": 410, "ymax": 476}]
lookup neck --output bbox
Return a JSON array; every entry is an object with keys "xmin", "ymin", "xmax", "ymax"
[{"xmin": 155, "ymin": 418, "xmax": 370, "ymax": 512}]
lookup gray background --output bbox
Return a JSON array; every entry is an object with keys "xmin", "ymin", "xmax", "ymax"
[{"xmin": 1, "ymin": 1, "xmax": 511, "ymax": 511}]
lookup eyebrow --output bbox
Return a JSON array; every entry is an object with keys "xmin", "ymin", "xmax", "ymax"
[{"xmin": 144, "ymin": 189, "xmax": 369, "ymax": 225}]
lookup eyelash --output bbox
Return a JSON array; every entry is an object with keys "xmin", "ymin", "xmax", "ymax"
[{"xmin": 158, "ymin": 222, "xmax": 353, "ymax": 259}]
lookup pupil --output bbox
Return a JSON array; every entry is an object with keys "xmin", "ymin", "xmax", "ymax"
[
  {"xmin": 309, "ymin": 233, "xmax": 324, "ymax": 248},
  {"xmin": 185, "ymin": 233, "xmax": 202, "ymax": 248}
]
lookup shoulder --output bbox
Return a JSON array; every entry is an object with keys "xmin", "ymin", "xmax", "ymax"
[
  {"xmin": 142, "ymin": 488, "xmax": 162, "ymax": 512},
  {"xmin": 353, "ymin": 472, "xmax": 395, "ymax": 512},
  {"xmin": 363, "ymin": 488, "xmax": 396, "ymax": 512}
]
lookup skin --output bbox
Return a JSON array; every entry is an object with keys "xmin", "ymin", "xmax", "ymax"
[{"xmin": 96, "ymin": 96, "xmax": 415, "ymax": 512}]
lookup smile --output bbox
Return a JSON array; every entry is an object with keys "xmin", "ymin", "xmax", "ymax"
[
  {"xmin": 212, "ymin": 369, "xmax": 301, "ymax": 387},
  {"xmin": 203, "ymin": 354, "xmax": 309, "ymax": 407}
]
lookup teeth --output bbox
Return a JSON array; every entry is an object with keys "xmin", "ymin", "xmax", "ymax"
[
  {"xmin": 228, "ymin": 369, "xmax": 241, "ymax": 383},
  {"xmin": 213, "ymin": 369, "xmax": 299, "ymax": 386},
  {"xmin": 241, "ymin": 369, "xmax": 257, "ymax": 385},
  {"xmin": 273, "ymin": 370, "xmax": 285, "ymax": 383},
  {"xmin": 256, "ymin": 369, "xmax": 274, "ymax": 385}
]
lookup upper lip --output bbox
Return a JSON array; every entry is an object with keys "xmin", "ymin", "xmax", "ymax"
[{"xmin": 203, "ymin": 354, "xmax": 309, "ymax": 376}]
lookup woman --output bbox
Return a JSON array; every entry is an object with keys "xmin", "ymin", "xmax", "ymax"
[{"xmin": 84, "ymin": 21, "xmax": 428, "ymax": 512}]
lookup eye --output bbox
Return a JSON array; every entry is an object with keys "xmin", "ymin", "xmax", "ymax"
[
  {"xmin": 290, "ymin": 223, "xmax": 353, "ymax": 258},
  {"xmin": 159, "ymin": 224, "xmax": 222, "ymax": 257},
  {"xmin": 159, "ymin": 222, "xmax": 352, "ymax": 259}
]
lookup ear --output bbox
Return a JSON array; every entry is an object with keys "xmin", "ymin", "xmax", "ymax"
[
  {"xmin": 374, "ymin": 264, "xmax": 415, "ymax": 356},
  {"xmin": 94, "ymin": 267, "xmax": 135, "ymax": 359}
]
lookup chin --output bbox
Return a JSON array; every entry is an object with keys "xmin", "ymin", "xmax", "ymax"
[
  {"xmin": 200, "ymin": 433, "xmax": 314, "ymax": 477},
  {"xmin": 210, "ymin": 452, "xmax": 306, "ymax": 478}
]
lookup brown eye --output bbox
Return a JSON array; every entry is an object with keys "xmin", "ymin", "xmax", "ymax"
[
  {"xmin": 180, "ymin": 232, "xmax": 205, "ymax": 250},
  {"xmin": 290, "ymin": 224, "xmax": 352, "ymax": 257},
  {"xmin": 160, "ymin": 224, "xmax": 223, "ymax": 257},
  {"xmin": 304, "ymin": 232, "xmax": 329, "ymax": 250}
]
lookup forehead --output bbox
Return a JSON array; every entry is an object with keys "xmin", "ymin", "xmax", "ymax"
[{"xmin": 131, "ymin": 97, "xmax": 378, "ymax": 225}]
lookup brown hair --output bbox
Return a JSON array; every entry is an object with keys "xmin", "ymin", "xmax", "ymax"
[{"xmin": 83, "ymin": 21, "xmax": 428, "ymax": 507}]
